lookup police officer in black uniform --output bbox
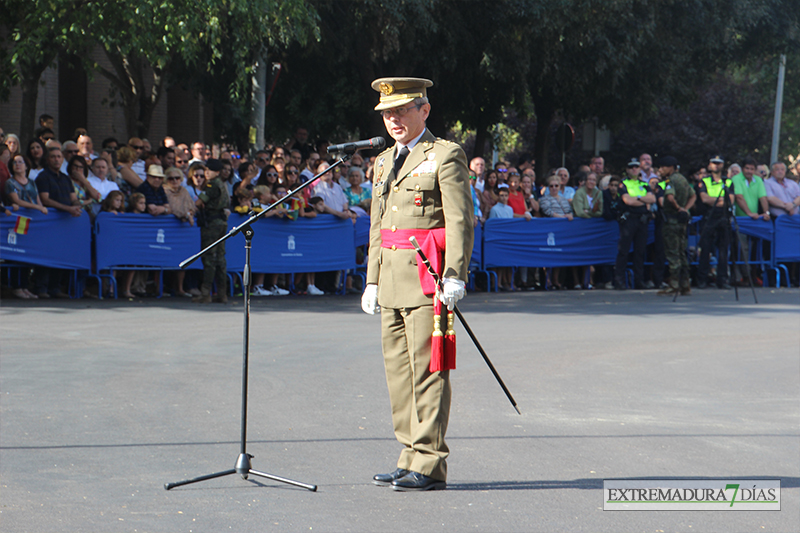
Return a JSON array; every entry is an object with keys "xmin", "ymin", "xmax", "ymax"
[{"xmin": 614, "ymin": 158, "xmax": 656, "ymax": 290}]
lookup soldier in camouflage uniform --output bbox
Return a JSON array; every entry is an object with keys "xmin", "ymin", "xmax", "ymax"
[
  {"xmin": 194, "ymin": 159, "xmax": 230, "ymax": 304},
  {"xmin": 656, "ymin": 156, "xmax": 696, "ymax": 296}
]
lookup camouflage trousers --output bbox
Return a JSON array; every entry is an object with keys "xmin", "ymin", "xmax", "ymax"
[
  {"xmin": 200, "ymin": 222, "xmax": 227, "ymax": 294},
  {"xmin": 663, "ymin": 220, "xmax": 689, "ymax": 289}
]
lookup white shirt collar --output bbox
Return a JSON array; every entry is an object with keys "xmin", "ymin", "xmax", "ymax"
[{"xmin": 396, "ymin": 129, "xmax": 427, "ymax": 157}]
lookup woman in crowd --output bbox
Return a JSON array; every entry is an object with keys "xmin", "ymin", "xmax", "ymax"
[
  {"xmin": 343, "ymin": 166, "xmax": 371, "ymax": 216},
  {"xmin": 520, "ymin": 172, "xmax": 540, "ymax": 216},
  {"xmin": 272, "ymin": 156, "xmax": 286, "ymax": 178},
  {"xmin": 257, "ymin": 163, "xmax": 279, "ymax": 190},
  {"xmin": 101, "ymin": 190, "xmax": 125, "ymax": 214},
  {"xmin": 164, "ymin": 166, "xmax": 197, "ymax": 297},
  {"xmin": 544, "ymin": 167, "xmax": 576, "ymax": 202},
  {"xmin": 727, "ymin": 163, "xmax": 742, "ymax": 178},
  {"xmin": 115, "ymin": 146, "xmax": 144, "ymax": 198},
  {"xmin": 480, "ymin": 170, "xmax": 500, "ymax": 219},
  {"xmin": 5, "ymin": 134, "xmax": 21, "ymax": 158},
  {"xmin": 284, "ymin": 163, "xmax": 301, "ymax": 191},
  {"xmin": 572, "ymin": 172, "xmax": 603, "ymax": 219},
  {"xmin": 6, "ymin": 155, "xmax": 47, "ymax": 215},
  {"xmin": 185, "ymin": 163, "xmax": 206, "ymax": 202},
  {"xmin": 572, "ymin": 172, "xmax": 603, "ymax": 289},
  {"xmin": 540, "ymin": 176, "xmax": 574, "ymax": 290},
  {"xmin": 219, "ymin": 159, "xmax": 236, "ymax": 197},
  {"xmin": 67, "ymin": 155, "xmax": 100, "ymax": 211},
  {"xmin": 25, "ymin": 139, "xmax": 46, "ymax": 180}
]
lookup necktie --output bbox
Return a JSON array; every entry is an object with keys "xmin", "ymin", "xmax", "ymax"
[{"xmin": 394, "ymin": 146, "xmax": 410, "ymax": 176}]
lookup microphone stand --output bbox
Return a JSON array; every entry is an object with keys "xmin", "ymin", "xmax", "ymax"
[
  {"xmin": 165, "ymin": 153, "xmax": 354, "ymax": 492},
  {"xmin": 719, "ymin": 179, "xmax": 758, "ymax": 304}
]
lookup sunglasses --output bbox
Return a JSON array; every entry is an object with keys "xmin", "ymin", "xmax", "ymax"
[
  {"xmin": 497, "ymin": 168, "xmax": 508, "ymax": 173},
  {"xmin": 130, "ymin": 145, "xmax": 144, "ymax": 150},
  {"xmin": 258, "ymin": 158, "xmax": 269, "ymax": 163},
  {"xmin": 166, "ymin": 176, "xmax": 181, "ymax": 181},
  {"xmin": 548, "ymin": 184, "xmax": 560, "ymax": 188},
  {"xmin": 194, "ymin": 173, "xmax": 205, "ymax": 178},
  {"xmin": 265, "ymin": 172, "xmax": 279, "ymax": 178}
]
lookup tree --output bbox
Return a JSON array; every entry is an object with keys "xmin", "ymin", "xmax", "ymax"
[
  {"xmin": 2, "ymin": 0, "xmax": 79, "ymax": 144},
  {"xmin": 79, "ymin": 0, "xmax": 318, "ymax": 139}
]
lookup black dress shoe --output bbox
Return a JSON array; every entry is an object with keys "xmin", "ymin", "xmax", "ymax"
[
  {"xmin": 718, "ymin": 283, "xmax": 733, "ymax": 290},
  {"xmin": 373, "ymin": 468, "xmax": 409, "ymax": 486},
  {"xmin": 391, "ymin": 471, "xmax": 446, "ymax": 492}
]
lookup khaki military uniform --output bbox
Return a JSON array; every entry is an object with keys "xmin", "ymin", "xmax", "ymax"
[
  {"xmin": 661, "ymin": 172, "xmax": 695, "ymax": 290},
  {"xmin": 367, "ymin": 128, "xmax": 473, "ymax": 481}
]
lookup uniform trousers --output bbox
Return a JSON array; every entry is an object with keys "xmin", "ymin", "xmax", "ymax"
[
  {"xmin": 615, "ymin": 215, "xmax": 649, "ymax": 288},
  {"xmin": 697, "ymin": 214, "xmax": 730, "ymax": 285},
  {"xmin": 663, "ymin": 220, "xmax": 690, "ymax": 289},
  {"xmin": 650, "ymin": 216, "xmax": 665, "ymax": 285},
  {"xmin": 381, "ymin": 305, "xmax": 451, "ymax": 481},
  {"xmin": 200, "ymin": 223, "xmax": 227, "ymax": 293}
]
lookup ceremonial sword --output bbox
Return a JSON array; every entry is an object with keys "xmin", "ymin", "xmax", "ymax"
[{"xmin": 409, "ymin": 236, "xmax": 521, "ymax": 414}]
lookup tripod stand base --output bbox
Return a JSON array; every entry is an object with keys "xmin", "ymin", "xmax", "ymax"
[{"xmin": 165, "ymin": 453, "xmax": 317, "ymax": 491}]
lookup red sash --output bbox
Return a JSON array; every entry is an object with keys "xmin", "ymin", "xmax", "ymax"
[{"xmin": 379, "ymin": 227, "xmax": 455, "ymax": 372}]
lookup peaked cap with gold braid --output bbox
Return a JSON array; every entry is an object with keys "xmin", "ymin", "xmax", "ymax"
[{"xmin": 371, "ymin": 77, "xmax": 433, "ymax": 111}]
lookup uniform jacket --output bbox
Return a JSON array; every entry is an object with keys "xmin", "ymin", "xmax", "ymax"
[{"xmin": 367, "ymin": 129, "xmax": 474, "ymax": 309}]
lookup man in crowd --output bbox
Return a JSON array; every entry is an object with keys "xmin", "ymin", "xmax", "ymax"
[
  {"xmin": 61, "ymin": 141, "xmax": 79, "ymax": 173},
  {"xmin": 614, "ymin": 158, "xmax": 656, "ymax": 290},
  {"xmin": 285, "ymin": 126, "xmax": 314, "ymax": 160},
  {"xmin": 162, "ymin": 136, "xmax": 176, "ymax": 148},
  {"xmin": 362, "ymin": 77, "xmax": 473, "ymax": 492},
  {"xmin": 34, "ymin": 147, "xmax": 83, "ymax": 298},
  {"xmin": 732, "ymin": 157, "xmax": 770, "ymax": 285},
  {"xmin": 639, "ymin": 153, "xmax": 658, "ymax": 182},
  {"xmin": 88, "ymin": 157, "xmax": 119, "ymax": 202},
  {"xmin": 656, "ymin": 156, "xmax": 695, "ymax": 296},
  {"xmin": 696, "ymin": 155, "xmax": 734, "ymax": 289},
  {"xmin": 188, "ymin": 141, "xmax": 207, "ymax": 165},
  {"xmin": 299, "ymin": 152, "xmax": 321, "ymax": 184},
  {"xmin": 589, "ymin": 156, "xmax": 604, "ymax": 176},
  {"xmin": 128, "ymin": 137, "xmax": 147, "ymax": 180},
  {"xmin": 288, "ymin": 149, "xmax": 303, "ymax": 170},
  {"xmin": 77, "ymin": 134, "xmax": 96, "ymax": 161},
  {"xmin": 470, "ymin": 156, "xmax": 486, "ymax": 192},
  {"xmin": 157, "ymin": 146, "xmax": 176, "ymax": 170},
  {"xmin": 101, "ymin": 137, "xmax": 119, "ymax": 151},
  {"xmin": 137, "ymin": 165, "xmax": 171, "ymax": 216},
  {"xmin": 254, "ymin": 150, "xmax": 271, "ymax": 172},
  {"xmin": 39, "ymin": 113, "xmax": 55, "ymax": 131},
  {"xmin": 765, "ymin": 161, "xmax": 800, "ymax": 216}
]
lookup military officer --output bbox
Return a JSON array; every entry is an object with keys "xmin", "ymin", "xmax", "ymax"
[
  {"xmin": 361, "ymin": 77, "xmax": 474, "ymax": 491},
  {"xmin": 656, "ymin": 156, "xmax": 696, "ymax": 296},
  {"xmin": 194, "ymin": 159, "xmax": 230, "ymax": 304}
]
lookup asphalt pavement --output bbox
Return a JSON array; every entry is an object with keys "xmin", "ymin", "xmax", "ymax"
[{"xmin": 1, "ymin": 287, "xmax": 798, "ymax": 532}]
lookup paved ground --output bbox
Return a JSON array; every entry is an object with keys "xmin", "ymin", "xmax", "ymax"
[{"xmin": 1, "ymin": 287, "xmax": 798, "ymax": 533}]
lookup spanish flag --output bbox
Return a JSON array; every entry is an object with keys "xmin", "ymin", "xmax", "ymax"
[{"xmin": 14, "ymin": 215, "xmax": 30, "ymax": 235}]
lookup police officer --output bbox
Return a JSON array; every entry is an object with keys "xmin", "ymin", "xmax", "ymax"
[
  {"xmin": 361, "ymin": 77, "xmax": 474, "ymax": 491},
  {"xmin": 614, "ymin": 158, "xmax": 656, "ymax": 289},
  {"xmin": 696, "ymin": 155, "xmax": 734, "ymax": 289},
  {"xmin": 656, "ymin": 156, "xmax": 696, "ymax": 295},
  {"xmin": 193, "ymin": 159, "xmax": 230, "ymax": 304}
]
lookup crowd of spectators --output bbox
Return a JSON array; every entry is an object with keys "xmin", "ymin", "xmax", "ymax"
[{"xmin": 1, "ymin": 117, "xmax": 799, "ymax": 299}]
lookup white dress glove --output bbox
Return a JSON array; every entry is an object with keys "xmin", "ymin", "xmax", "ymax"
[
  {"xmin": 361, "ymin": 284, "xmax": 379, "ymax": 315},
  {"xmin": 439, "ymin": 278, "xmax": 466, "ymax": 310}
]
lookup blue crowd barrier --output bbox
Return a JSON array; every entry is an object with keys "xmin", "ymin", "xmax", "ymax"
[
  {"xmin": 95, "ymin": 212, "xmax": 202, "ymax": 270},
  {"xmin": 1, "ymin": 208, "xmax": 91, "ymax": 269},
  {"xmin": 483, "ymin": 218, "xmax": 619, "ymax": 268},
  {"xmin": 472, "ymin": 223, "xmax": 482, "ymax": 266},
  {"xmin": 354, "ymin": 216, "xmax": 370, "ymax": 248},
  {"xmin": 774, "ymin": 215, "xmax": 800, "ymax": 263},
  {"xmin": 225, "ymin": 214, "xmax": 356, "ymax": 273}
]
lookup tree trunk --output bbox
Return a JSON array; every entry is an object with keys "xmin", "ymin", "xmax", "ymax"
[
  {"xmin": 18, "ymin": 52, "xmax": 56, "ymax": 144},
  {"xmin": 532, "ymin": 90, "xmax": 555, "ymax": 187}
]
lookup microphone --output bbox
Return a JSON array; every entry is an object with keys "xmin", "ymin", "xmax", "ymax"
[{"xmin": 327, "ymin": 137, "xmax": 386, "ymax": 154}]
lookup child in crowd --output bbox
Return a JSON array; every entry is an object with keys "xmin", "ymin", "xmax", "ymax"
[
  {"xmin": 127, "ymin": 192, "xmax": 147, "ymax": 214},
  {"xmin": 101, "ymin": 190, "xmax": 125, "ymax": 214},
  {"xmin": 234, "ymin": 188, "xmax": 259, "ymax": 214},
  {"xmin": 120, "ymin": 192, "xmax": 148, "ymax": 298}
]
